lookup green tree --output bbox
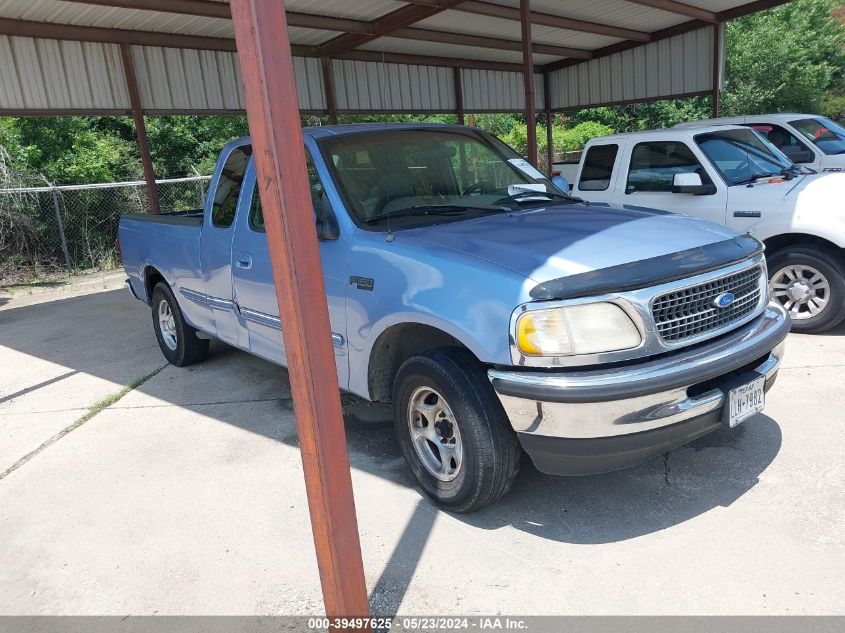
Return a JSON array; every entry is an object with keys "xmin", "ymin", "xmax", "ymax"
[{"xmin": 722, "ymin": 0, "xmax": 845, "ymax": 115}]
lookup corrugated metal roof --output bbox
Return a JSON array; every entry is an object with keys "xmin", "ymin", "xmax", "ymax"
[
  {"xmin": 493, "ymin": 0, "xmax": 688, "ymax": 32},
  {"xmin": 0, "ymin": 0, "xmax": 234, "ymax": 38},
  {"xmin": 285, "ymin": 0, "xmax": 407, "ymax": 22},
  {"xmin": 693, "ymin": 0, "xmax": 753, "ymax": 10},
  {"xmin": 548, "ymin": 26, "xmax": 714, "ymax": 110},
  {"xmin": 358, "ymin": 37, "xmax": 560, "ymax": 66},
  {"xmin": 415, "ymin": 12, "xmax": 621, "ymax": 51},
  {"xmin": 287, "ymin": 27, "xmax": 337, "ymax": 47}
]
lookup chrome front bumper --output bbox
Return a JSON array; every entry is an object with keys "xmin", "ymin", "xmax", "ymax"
[{"xmin": 489, "ymin": 302, "xmax": 790, "ymax": 475}]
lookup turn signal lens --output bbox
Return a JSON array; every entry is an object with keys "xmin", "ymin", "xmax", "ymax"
[{"xmin": 516, "ymin": 309, "xmax": 572, "ymax": 356}]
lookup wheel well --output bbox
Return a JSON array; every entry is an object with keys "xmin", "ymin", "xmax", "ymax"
[
  {"xmin": 144, "ymin": 267, "xmax": 167, "ymax": 303},
  {"xmin": 764, "ymin": 233, "xmax": 844, "ymax": 260},
  {"xmin": 368, "ymin": 323, "xmax": 470, "ymax": 402}
]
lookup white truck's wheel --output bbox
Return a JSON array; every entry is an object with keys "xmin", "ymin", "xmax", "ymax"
[
  {"xmin": 392, "ymin": 347, "xmax": 522, "ymax": 512},
  {"xmin": 768, "ymin": 247, "xmax": 845, "ymax": 333}
]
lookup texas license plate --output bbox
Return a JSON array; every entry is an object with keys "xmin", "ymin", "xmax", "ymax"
[{"xmin": 727, "ymin": 376, "xmax": 765, "ymax": 428}]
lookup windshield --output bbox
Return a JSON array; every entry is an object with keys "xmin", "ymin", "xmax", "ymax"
[
  {"xmin": 694, "ymin": 128, "xmax": 794, "ymax": 185},
  {"xmin": 319, "ymin": 128, "xmax": 564, "ymax": 228},
  {"xmin": 789, "ymin": 117, "xmax": 845, "ymax": 155}
]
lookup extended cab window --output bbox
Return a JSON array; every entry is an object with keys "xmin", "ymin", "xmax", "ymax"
[
  {"xmin": 626, "ymin": 142, "xmax": 710, "ymax": 193},
  {"xmin": 578, "ymin": 144, "xmax": 617, "ymax": 191},
  {"xmin": 248, "ymin": 149, "xmax": 326, "ymax": 233},
  {"xmin": 212, "ymin": 145, "xmax": 250, "ymax": 228}
]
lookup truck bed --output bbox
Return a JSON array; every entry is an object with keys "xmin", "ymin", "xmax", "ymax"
[{"xmin": 119, "ymin": 210, "xmax": 204, "ymax": 306}]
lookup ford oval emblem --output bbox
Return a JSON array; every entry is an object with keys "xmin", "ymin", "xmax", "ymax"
[{"xmin": 714, "ymin": 292, "xmax": 735, "ymax": 308}]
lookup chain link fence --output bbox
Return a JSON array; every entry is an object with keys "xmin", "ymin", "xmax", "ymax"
[{"xmin": 0, "ymin": 176, "xmax": 210, "ymax": 285}]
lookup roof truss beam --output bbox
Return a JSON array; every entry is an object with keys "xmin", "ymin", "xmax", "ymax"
[
  {"xmin": 58, "ymin": 0, "xmax": 378, "ymax": 34},
  {"xmin": 404, "ymin": 0, "xmax": 651, "ymax": 42},
  {"xmin": 317, "ymin": 0, "xmax": 467, "ymax": 57},
  {"xmin": 396, "ymin": 27, "xmax": 592, "ymax": 59},
  {"xmin": 621, "ymin": 0, "xmax": 717, "ymax": 22}
]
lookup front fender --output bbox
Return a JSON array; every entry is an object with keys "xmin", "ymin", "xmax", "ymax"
[{"xmin": 344, "ymin": 231, "xmax": 528, "ymax": 399}]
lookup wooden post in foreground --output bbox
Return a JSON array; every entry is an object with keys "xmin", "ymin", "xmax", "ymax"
[
  {"xmin": 521, "ymin": 0, "xmax": 537, "ymax": 166},
  {"xmin": 120, "ymin": 43, "xmax": 160, "ymax": 214},
  {"xmin": 230, "ymin": 0, "xmax": 370, "ymax": 621}
]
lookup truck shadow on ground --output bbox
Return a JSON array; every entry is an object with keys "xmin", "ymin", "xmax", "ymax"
[
  {"xmin": 330, "ymin": 399, "xmax": 782, "ymax": 545},
  {"xmin": 1, "ymin": 289, "xmax": 786, "ymax": 614}
]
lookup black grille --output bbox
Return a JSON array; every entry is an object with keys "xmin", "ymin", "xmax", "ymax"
[{"xmin": 652, "ymin": 265, "xmax": 763, "ymax": 343}]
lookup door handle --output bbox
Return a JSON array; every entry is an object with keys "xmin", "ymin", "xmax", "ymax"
[{"xmin": 235, "ymin": 253, "xmax": 253, "ymax": 270}]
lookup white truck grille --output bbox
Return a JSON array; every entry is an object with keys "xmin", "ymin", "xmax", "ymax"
[{"xmin": 652, "ymin": 265, "xmax": 764, "ymax": 343}]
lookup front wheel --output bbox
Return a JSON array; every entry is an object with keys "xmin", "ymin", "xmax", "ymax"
[
  {"xmin": 768, "ymin": 246, "xmax": 845, "ymax": 333},
  {"xmin": 151, "ymin": 282, "xmax": 209, "ymax": 366},
  {"xmin": 392, "ymin": 348, "xmax": 522, "ymax": 512}
]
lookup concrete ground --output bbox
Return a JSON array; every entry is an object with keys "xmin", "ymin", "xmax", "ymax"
[{"xmin": 1, "ymin": 275, "xmax": 843, "ymax": 616}]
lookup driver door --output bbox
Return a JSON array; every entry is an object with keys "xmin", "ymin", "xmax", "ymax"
[
  {"xmin": 230, "ymin": 152, "xmax": 350, "ymax": 388},
  {"xmin": 610, "ymin": 140, "xmax": 728, "ymax": 226}
]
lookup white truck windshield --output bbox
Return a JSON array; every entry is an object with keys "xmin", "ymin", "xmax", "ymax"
[
  {"xmin": 790, "ymin": 117, "xmax": 845, "ymax": 155},
  {"xmin": 695, "ymin": 128, "xmax": 794, "ymax": 185}
]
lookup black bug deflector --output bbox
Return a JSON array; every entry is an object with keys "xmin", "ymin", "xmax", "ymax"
[{"xmin": 529, "ymin": 234, "xmax": 764, "ymax": 301}]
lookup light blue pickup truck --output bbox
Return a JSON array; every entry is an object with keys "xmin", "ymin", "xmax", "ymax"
[{"xmin": 119, "ymin": 124, "xmax": 790, "ymax": 511}]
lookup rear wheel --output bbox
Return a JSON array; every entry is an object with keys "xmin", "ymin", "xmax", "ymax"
[
  {"xmin": 768, "ymin": 246, "xmax": 845, "ymax": 333},
  {"xmin": 151, "ymin": 282, "xmax": 209, "ymax": 366},
  {"xmin": 392, "ymin": 347, "xmax": 522, "ymax": 512}
]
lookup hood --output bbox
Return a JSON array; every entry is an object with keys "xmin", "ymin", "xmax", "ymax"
[{"xmin": 402, "ymin": 203, "xmax": 738, "ymax": 284}]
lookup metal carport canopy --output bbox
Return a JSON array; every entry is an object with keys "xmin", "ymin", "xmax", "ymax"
[{"xmin": 0, "ymin": 0, "xmax": 787, "ymax": 117}]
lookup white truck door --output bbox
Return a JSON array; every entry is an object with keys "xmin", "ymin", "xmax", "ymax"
[
  {"xmin": 572, "ymin": 142, "xmax": 622, "ymax": 204},
  {"xmin": 610, "ymin": 140, "xmax": 728, "ymax": 226}
]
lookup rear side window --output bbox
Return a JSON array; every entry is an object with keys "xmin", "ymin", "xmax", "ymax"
[
  {"xmin": 212, "ymin": 145, "xmax": 251, "ymax": 228},
  {"xmin": 248, "ymin": 149, "xmax": 327, "ymax": 233},
  {"xmin": 248, "ymin": 187, "xmax": 264, "ymax": 232},
  {"xmin": 578, "ymin": 144, "xmax": 618, "ymax": 191},
  {"xmin": 626, "ymin": 142, "xmax": 710, "ymax": 193}
]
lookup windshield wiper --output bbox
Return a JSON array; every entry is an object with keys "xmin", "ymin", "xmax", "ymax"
[
  {"xmin": 364, "ymin": 204, "xmax": 498, "ymax": 224},
  {"xmin": 733, "ymin": 172, "xmax": 782, "ymax": 186},
  {"xmin": 493, "ymin": 190, "xmax": 582, "ymax": 205}
]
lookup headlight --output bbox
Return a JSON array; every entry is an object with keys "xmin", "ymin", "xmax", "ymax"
[{"xmin": 515, "ymin": 302, "xmax": 642, "ymax": 356}]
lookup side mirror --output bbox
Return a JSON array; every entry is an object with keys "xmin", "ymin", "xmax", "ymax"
[
  {"xmin": 672, "ymin": 172, "xmax": 716, "ymax": 195},
  {"xmin": 551, "ymin": 175, "xmax": 571, "ymax": 193}
]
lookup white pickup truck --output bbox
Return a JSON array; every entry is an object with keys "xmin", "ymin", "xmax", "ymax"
[
  {"xmin": 567, "ymin": 124, "xmax": 845, "ymax": 333},
  {"xmin": 675, "ymin": 113, "xmax": 845, "ymax": 174}
]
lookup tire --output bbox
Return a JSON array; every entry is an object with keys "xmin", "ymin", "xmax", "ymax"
[
  {"xmin": 392, "ymin": 347, "xmax": 522, "ymax": 512},
  {"xmin": 150, "ymin": 282, "xmax": 209, "ymax": 366},
  {"xmin": 768, "ymin": 246, "xmax": 845, "ymax": 334}
]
